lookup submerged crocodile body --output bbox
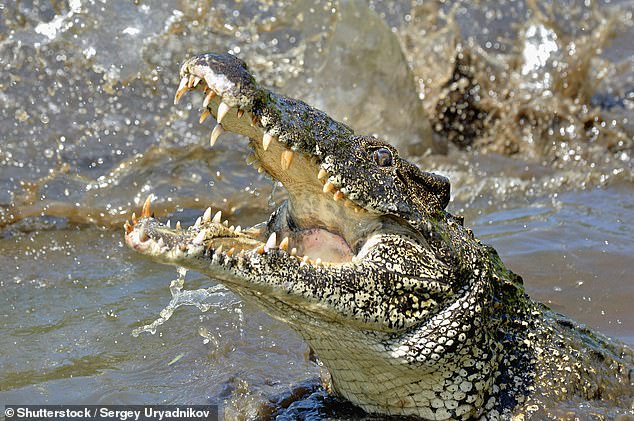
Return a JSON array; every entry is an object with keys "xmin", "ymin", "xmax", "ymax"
[{"xmin": 125, "ymin": 53, "xmax": 633, "ymax": 419}]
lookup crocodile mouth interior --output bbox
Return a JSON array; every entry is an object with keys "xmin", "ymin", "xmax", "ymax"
[{"xmin": 124, "ymin": 66, "xmax": 382, "ymax": 266}]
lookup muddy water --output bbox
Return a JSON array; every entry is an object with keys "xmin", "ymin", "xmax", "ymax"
[{"xmin": 0, "ymin": 0, "xmax": 632, "ymax": 418}]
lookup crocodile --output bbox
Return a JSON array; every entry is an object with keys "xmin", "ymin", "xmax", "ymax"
[{"xmin": 125, "ymin": 53, "xmax": 633, "ymax": 419}]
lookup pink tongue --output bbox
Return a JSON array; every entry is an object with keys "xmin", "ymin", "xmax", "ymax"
[{"xmin": 296, "ymin": 228, "xmax": 353, "ymax": 263}]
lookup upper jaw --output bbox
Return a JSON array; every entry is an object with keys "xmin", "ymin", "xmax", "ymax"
[
  {"xmin": 176, "ymin": 53, "xmax": 367, "ymax": 215},
  {"xmin": 176, "ymin": 53, "xmax": 455, "ymax": 243}
]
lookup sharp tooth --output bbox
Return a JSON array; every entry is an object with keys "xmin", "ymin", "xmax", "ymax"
[
  {"xmin": 187, "ymin": 75, "xmax": 197, "ymax": 87},
  {"xmin": 142, "ymin": 195, "xmax": 152, "ymax": 218},
  {"xmin": 323, "ymin": 182, "xmax": 335, "ymax": 193},
  {"xmin": 124, "ymin": 221, "xmax": 132, "ymax": 234},
  {"xmin": 174, "ymin": 76, "xmax": 189, "ymax": 104},
  {"xmin": 290, "ymin": 247, "xmax": 297, "ymax": 256},
  {"xmin": 215, "ymin": 245, "xmax": 223, "ymax": 255},
  {"xmin": 279, "ymin": 236, "xmax": 289, "ymax": 251},
  {"xmin": 166, "ymin": 220, "xmax": 171, "ymax": 228},
  {"xmin": 251, "ymin": 115, "xmax": 259, "ymax": 126},
  {"xmin": 235, "ymin": 225, "xmax": 242, "ymax": 234},
  {"xmin": 222, "ymin": 220, "xmax": 229, "ymax": 227},
  {"xmin": 237, "ymin": 109, "xmax": 245, "ymax": 118},
  {"xmin": 210, "ymin": 124, "xmax": 224, "ymax": 147},
  {"xmin": 192, "ymin": 76, "xmax": 201, "ymax": 87},
  {"xmin": 265, "ymin": 232, "xmax": 277, "ymax": 251},
  {"xmin": 256, "ymin": 245, "xmax": 265, "ymax": 254},
  {"xmin": 263, "ymin": 133, "xmax": 274, "ymax": 151},
  {"xmin": 203, "ymin": 90, "xmax": 216, "ymax": 108},
  {"xmin": 333, "ymin": 191, "xmax": 344, "ymax": 201},
  {"xmin": 315, "ymin": 258, "xmax": 322, "ymax": 266},
  {"xmin": 281, "ymin": 150, "xmax": 294, "ymax": 170},
  {"xmin": 157, "ymin": 238, "xmax": 165, "ymax": 248},
  {"xmin": 193, "ymin": 230, "xmax": 206, "ymax": 245},
  {"xmin": 176, "ymin": 221, "xmax": 182, "ymax": 230},
  {"xmin": 203, "ymin": 207, "xmax": 212, "ymax": 222},
  {"xmin": 194, "ymin": 217, "xmax": 202, "ymax": 228},
  {"xmin": 131, "ymin": 212, "xmax": 137, "ymax": 224},
  {"xmin": 199, "ymin": 109, "xmax": 211, "ymax": 124},
  {"xmin": 302, "ymin": 255, "xmax": 310, "ymax": 263},
  {"xmin": 318, "ymin": 168, "xmax": 328, "ymax": 180},
  {"xmin": 229, "ymin": 225, "xmax": 235, "ymax": 232},
  {"xmin": 212, "ymin": 210, "xmax": 222, "ymax": 224},
  {"xmin": 227, "ymin": 247, "xmax": 235, "ymax": 257},
  {"xmin": 217, "ymin": 102, "xmax": 231, "ymax": 124},
  {"xmin": 139, "ymin": 226, "xmax": 149, "ymax": 242}
]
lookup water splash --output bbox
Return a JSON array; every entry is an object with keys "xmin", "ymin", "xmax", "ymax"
[
  {"xmin": 34, "ymin": 0, "xmax": 82, "ymax": 40},
  {"xmin": 132, "ymin": 267, "xmax": 241, "ymax": 337},
  {"xmin": 520, "ymin": 23, "xmax": 559, "ymax": 91}
]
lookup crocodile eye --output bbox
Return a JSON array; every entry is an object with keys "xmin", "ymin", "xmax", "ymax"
[{"xmin": 372, "ymin": 148, "xmax": 393, "ymax": 167}]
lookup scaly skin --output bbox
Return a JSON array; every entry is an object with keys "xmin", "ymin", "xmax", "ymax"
[{"xmin": 125, "ymin": 53, "xmax": 633, "ymax": 419}]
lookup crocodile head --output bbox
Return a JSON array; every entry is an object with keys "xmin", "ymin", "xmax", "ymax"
[{"xmin": 125, "ymin": 53, "xmax": 514, "ymax": 418}]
